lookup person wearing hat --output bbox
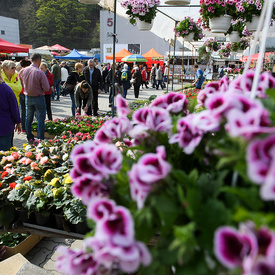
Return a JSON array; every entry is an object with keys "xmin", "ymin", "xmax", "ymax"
[{"xmin": 51, "ymin": 59, "xmax": 61, "ymax": 101}]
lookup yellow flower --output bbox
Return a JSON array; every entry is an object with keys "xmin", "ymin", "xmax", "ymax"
[
  {"xmin": 49, "ymin": 178, "xmax": 60, "ymax": 187},
  {"xmin": 63, "ymin": 174, "xmax": 73, "ymax": 185}
]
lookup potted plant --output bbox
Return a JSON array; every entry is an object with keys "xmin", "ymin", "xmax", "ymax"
[
  {"xmin": 226, "ymin": 19, "xmax": 247, "ymax": 42},
  {"xmin": 199, "ymin": 0, "xmax": 236, "ymax": 33},
  {"xmin": 238, "ymin": 37, "xmax": 250, "ymax": 52},
  {"xmin": 203, "ymin": 38, "xmax": 221, "ymax": 52},
  {"xmin": 121, "ymin": 0, "xmax": 161, "ymax": 31},
  {"xmin": 230, "ymin": 41, "xmax": 240, "ymax": 54},
  {"xmin": 198, "ymin": 45, "xmax": 212, "ymax": 64},
  {"xmin": 235, "ymin": 0, "xmax": 263, "ymax": 31},
  {"xmin": 175, "ymin": 17, "xmax": 204, "ymax": 42},
  {"xmin": 219, "ymin": 43, "xmax": 232, "ymax": 58}
]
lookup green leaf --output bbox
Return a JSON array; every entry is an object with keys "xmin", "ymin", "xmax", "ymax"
[{"xmin": 23, "ymin": 193, "xmax": 38, "ymax": 210}]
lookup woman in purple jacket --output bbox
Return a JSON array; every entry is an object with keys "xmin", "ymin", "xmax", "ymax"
[{"xmin": 0, "ymin": 70, "xmax": 21, "ymax": 151}]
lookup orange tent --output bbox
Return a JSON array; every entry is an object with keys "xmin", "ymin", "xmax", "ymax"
[
  {"xmin": 106, "ymin": 48, "xmax": 132, "ymax": 62},
  {"xmin": 142, "ymin": 48, "xmax": 164, "ymax": 61}
]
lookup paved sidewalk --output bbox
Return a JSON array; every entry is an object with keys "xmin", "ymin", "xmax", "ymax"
[{"xmin": 15, "ymin": 83, "xmax": 185, "ymax": 274}]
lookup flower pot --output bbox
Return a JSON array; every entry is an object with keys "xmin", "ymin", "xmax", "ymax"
[
  {"xmin": 182, "ymin": 33, "xmax": 194, "ymax": 41},
  {"xmin": 246, "ymin": 15, "xmax": 260, "ymax": 32},
  {"xmin": 229, "ymin": 31, "xmax": 241, "ymax": 43},
  {"xmin": 206, "ymin": 47, "xmax": 211, "ymax": 52},
  {"xmin": 74, "ymin": 221, "xmax": 89, "ymax": 234},
  {"xmin": 210, "ymin": 15, "xmax": 232, "ymax": 33},
  {"xmin": 78, "ymin": 0, "xmax": 100, "ymax": 4},
  {"xmin": 237, "ymin": 49, "xmax": 243, "ymax": 53},
  {"xmin": 54, "ymin": 213, "xmax": 65, "ymax": 230},
  {"xmin": 16, "ymin": 208, "xmax": 29, "ymax": 223},
  {"xmin": 231, "ymin": 51, "xmax": 238, "ymax": 55},
  {"xmin": 136, "ymin": 18, "xmax": 153, "ymax": 31},
  {"xmin": 34, "ymin": 212, "xmax": 50, "ymax": 226}
]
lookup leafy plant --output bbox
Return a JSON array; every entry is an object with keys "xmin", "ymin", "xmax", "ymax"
[
  {"xmin": 175, "ymin": 17, "xmax": 204, "ymax": 41},
  {"xmin": 0, "ymin": 233, "xmax": 29, "ymax": 247}
]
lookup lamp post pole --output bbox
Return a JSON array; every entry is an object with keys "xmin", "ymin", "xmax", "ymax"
[
  {"xmin": 111, "ymin": 0, "xmax": 117, "ymax": 117},
  {"xmin": 171, "ymin": 20, "xmax": 178, "ymax": 91}
]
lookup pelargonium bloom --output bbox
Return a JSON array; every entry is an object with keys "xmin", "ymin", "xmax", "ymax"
[
  {"xmin": 87, "ymin": 198, "xmax": 116, "ymax": 222},
  {"xmin": 246, "ymin": 134, "xmax": 275, "ymax": 184},
  {"xmin": 251, "ymin": 259, "xmax": 275, "ymax": 275},
  {"xmin": 150, "ymin": 92, "xmax": 188, "ymax": 114},
  {"xmin": 94, "ymin": 116, "xmax": 132, "ymax": 144},
  {"xmin": 192, "ymin": 110, "xmax": 220, "ymax": 132},
  {"xmin": 116, "ymin": 94, "xmax": 131, "ymax": 117},
  {"xmin": 260, "ymin": 161, "xmax": 275, "ymax": 201},
  {"xmin": 129, "ymin": 107, "xmax": 172, "ymax": 140},
  {"xmin": 128, "ymin": 146, "xmax": 171, "ymax": 209},
  {"xmin": 169, "ymin": 115, "xmax": 204, "ymax": 155},
  {"xmin": 214, "ymin": 226, "xmax": 258, "ymax": 269},
  {"xmin": 56, "ymin": 246, "xmax": 99, "ymax": 275},
  {"xmin": 196, "ymin": 81, "xmax": 221, "ymax": 107}
]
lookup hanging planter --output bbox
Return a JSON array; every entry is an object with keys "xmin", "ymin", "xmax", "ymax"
[
  {"xmin": 229, "ymin": 31, "xmax": 241, "ymax": 43},
  {"xmin": 210, "ymin": 15, "xmax": 232, "ymax": 33},
  {"xmin": 246, "ymin": 15, "xmax": 260, "ymax": 32},
  {"xmin": 165, "ymin": 0, "xmax": 190, "ymax": 4},
  {"xmin": 136, "ymin": 18, "xmax": 153, "ymax": 31},
  {"xmin": 203, "ymin": 38, "xmax": 221, "ymax": 52},
  {"xmin": 182, "ymin": 33, "xmax": 194, "ymax": 41},
  {"xmin": 78, "ymin": 0, "xmax": 100, "ymax": 4},
  {"xmin": 206, "ymin": 47, "xmax": 211, "ymax": 53}
]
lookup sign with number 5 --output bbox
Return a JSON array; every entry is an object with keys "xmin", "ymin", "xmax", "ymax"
[{"xmin": 107, "ymin": 18, "xmax": 113, "ymax": 27}]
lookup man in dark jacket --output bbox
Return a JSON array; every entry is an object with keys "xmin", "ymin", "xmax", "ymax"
[
  {"xmin": 51, "ymin": 59, "xmax": 61, "ymax": 101},
  {"xmin": 83, "ymin": 59, "xmax": 103, "ymax": 116}
]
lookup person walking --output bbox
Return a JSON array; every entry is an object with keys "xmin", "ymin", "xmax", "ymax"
[
  {"xmin": 150, "ymin": 63, "xmax": 157, "ymax": 88},
  {"xmin": 192, "ymin": 64, "xmax": 205, "ymax": 89},
  {"xmin": 121, "ymin": 64, "xmax": 131, "ymax": 99},
  {"xmin": 40, "ymin": 62, "xmax": 54, "ymax": 121},
  {"xmin": 19, "ymin": 53, "xmax": 50, "ymax": 141},
  {"xmin": 51, "ymin": 59, "xmax": 61, "ymax": 101},
  {"xmin": 66, "ymin": 63, "xmax": 84, "ymax": 116},
  {"xmin": 102, "ymin": 64, "xmax": 109, "ymax": 94},
  {"xmin": 156, "ymin": 65, "xmax": 164, "ymax": 90},
  {"xmin": 114, "ymin": 64, "xmax": 123, "ymax": 96},
  {"xmin": 83, "ymin": 59, "xmax": 102, "ymax": 116},
  {"xmin": 75, "ymin": 81, "xmax": 93, "ymax": 116},
  {"xmin": 141, "ymin": 66, "xmax": 149, "ymax": 89},
  {"xmin": 132, "ymin": 67, "xmax": 142, "ymax": 98},
  {"xmin": 0, "ymin": 68, "xmax": 21, "ymax": 151}
]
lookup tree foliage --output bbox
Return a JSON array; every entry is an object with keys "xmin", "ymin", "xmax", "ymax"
[{"xmin": 0, "ymin": 0, "xmax": 100, "ymax": 49}]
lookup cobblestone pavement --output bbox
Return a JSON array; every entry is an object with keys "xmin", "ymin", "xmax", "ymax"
[{"xmin": 18, "ymin": 83, "xmax": 185, "ymax": 274}]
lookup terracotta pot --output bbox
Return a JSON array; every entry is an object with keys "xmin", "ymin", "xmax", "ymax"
[
  {"xmin": 210, "ymin": 15, "xmax": 232, "ymax": 33},
  {"xmin": 136, "ymin": 18, "xmax": 153, "ymax": 31}
]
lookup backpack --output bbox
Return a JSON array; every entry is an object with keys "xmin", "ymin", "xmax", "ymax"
[{"xmin": 121, "ymin": 71, "xmax": 128, "ymax": 81}]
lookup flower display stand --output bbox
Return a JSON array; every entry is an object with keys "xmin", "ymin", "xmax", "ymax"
[
  {"xmin": 210, "ymin": 15, "xmax": 232, "ymax": 33},
  {"xmin": 246, "ymin": 15, "xmax": 260, "ymax": 32},
  {"xmin": 136, "ymin": 18, "xmax": 153, "ymax": 31},
  {"xmin": 229, "ymin": 31, "xmax": 241, "ymax": 43}
]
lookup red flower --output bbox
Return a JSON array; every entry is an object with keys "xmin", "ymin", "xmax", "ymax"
[
  {"xmin": 9, "ymin": 182, "xmax": 17, "ymax": 189},
  {"xmin": 1, "ymin": 171, "xmax": 9, "ymax": 178},
  {"xmin": 11, "ymin": 152, "xmax": 20, "ymax": 160},
  {"xmin": 26, "ymin": 152, "xmax": 32, "ymax": 158},
  {"xmin": 23, "ymin": 176, "xmax": 32, "ymax": 181},
  {"xmin": 0, "ymin": 182, "xmax": 2, "ymax": 188}
]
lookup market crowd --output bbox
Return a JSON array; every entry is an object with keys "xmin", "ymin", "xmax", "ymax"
[{"xmin": 0, "ymin": 52, "xmax": 171, "ymax": 151}]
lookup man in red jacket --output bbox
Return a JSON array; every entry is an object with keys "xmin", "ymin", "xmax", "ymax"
[{"xmin": 40, "ymin": 62, "xmax": 54, "ymax": 120}]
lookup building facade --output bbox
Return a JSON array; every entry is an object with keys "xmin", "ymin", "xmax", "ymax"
[
  {"xmin": 0, "ymin": 15, "xmax": 20, "ymax": 44},
  {"xmin": 100, "ymin": 10, "xmax": 182, "ymax": 63}
]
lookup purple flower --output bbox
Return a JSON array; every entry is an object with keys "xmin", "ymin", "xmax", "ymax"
[
  {"xmin": 94, "ymin": 116, "xmax": 132, "ymax": 144},
  {"xmin": 150, "ymin": 92, "xmax": 188, "ymax": 114},
  {"xmin": 87, "ymin": 198, "xmax": 116, "ymax": 221},
  {"xmin": 169, "ymin": 115, "xmax": 204, "ymax": 154},
  {"xmin": 214, "ymin": 226, "xmax": 258, "ymax": 269},
  {"xmin": 192, "ymin": 110, "xmax": 220, "ymax": 132},
  {"xmin": 116, "ymin": 94, "xmax": 131, "ymax": 117},
  {"xmin": 205, "ymin": 93, "xmax": 231, "ymax": 119},
  {"xmin": 252, "ymin": 259, "xmax": 275, "ymax": 275},
  {"xmin": 260, "ymin": 162, "xmax": 275, "ymax": 200},
  {"xmin": 71, "ymin": 174, "xmax": 110, "ymax": 204},
  {"xmin": 56, "ymin": 246, "xmax": 99, "ymax": 275},
  {"xmin": 129, "ymin": 107, "xmax": 172, "ymax": 140},
  {"xmin": 128, "ymin": 146, "xmax": 171, "ymax": 209}
]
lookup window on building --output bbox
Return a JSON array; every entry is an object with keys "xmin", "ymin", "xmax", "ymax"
[{"xmin": 1, "ymin": 30, "xmax": 5, "ymax": 35}]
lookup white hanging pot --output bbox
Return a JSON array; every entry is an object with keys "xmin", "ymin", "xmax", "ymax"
[
  {"xmin": 78, "ymin": 0, "xmax": 100, "ymax": 4},
  {"xmin": 246, "ymin": 15, "xmax": 260, "ymax": 32},
  {"xmin": 237, "ymin": 49, "xmax": 243, "ymax": 53},
  {"xmin": 210, "ymin": 15, "xmax": 232, "ymax": 33},
  {"xmin": 229, "ymin": 31, "xmax": 241, "ymax": 43},
  {"xmin": 165, "ymin": 0, "xmax": 190, "ymax": 4},
  {"xmin": 206, "ymin": 47, "xmax": 211, "ymax": 52},
  {"xmin": 136, "ymin": 18, "xmax": 153, "ymax": 31},
  {"xmin": 182, "ymin": 33, "xmax": 194, "ymax": 41},
  {"xmin": 231, "ymin": 51, "xmax": 238, "ymax": 55}
]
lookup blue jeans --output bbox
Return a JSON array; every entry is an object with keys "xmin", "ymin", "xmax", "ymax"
[
  {"xmin": 19, "ymin": 94, "xmax": 26, "ymax": 131},
  {"xmin": 123, "ymin": 88, "xmax": 128, "ymax": 98},
  {"xmin": 156, "ymin": 80, "xmax": 164, "ymax": 89},
  {"xmin": 69, "ymin": 92, "xmax": 76, "ymax": 116},
  {"xmin": 25, "ymin": 96, "xmax": 46, "ymax": 141},
  {"xmin": 52, "ymin": 79, "xmax": 61, "ymax": 100},
  {"xmin": 0, "ymin": 132, "xmax": 13, "ymax": 151}
]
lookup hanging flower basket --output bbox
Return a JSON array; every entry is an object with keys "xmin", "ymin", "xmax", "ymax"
[
  {"xmin": 210, "ymin": 15, "xmax": 232, "ymax": 33},
  {"xmin": 136, "ymin": 18, "xmax": 153, "ymax": 31},
  {"xmin": 246, "ymin": 15, "xmax": 260, "ymax": 32},
  {"xmin": 203, "ymin": 38, "xmax": 221, "ymax": 52},
  {"xmin": 174, "ymin": 17, "xmax": 203, "ymax": 42},
  {"xmin": 229, "ymin": 31, "xmax": 241, "ymax": 43}
]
